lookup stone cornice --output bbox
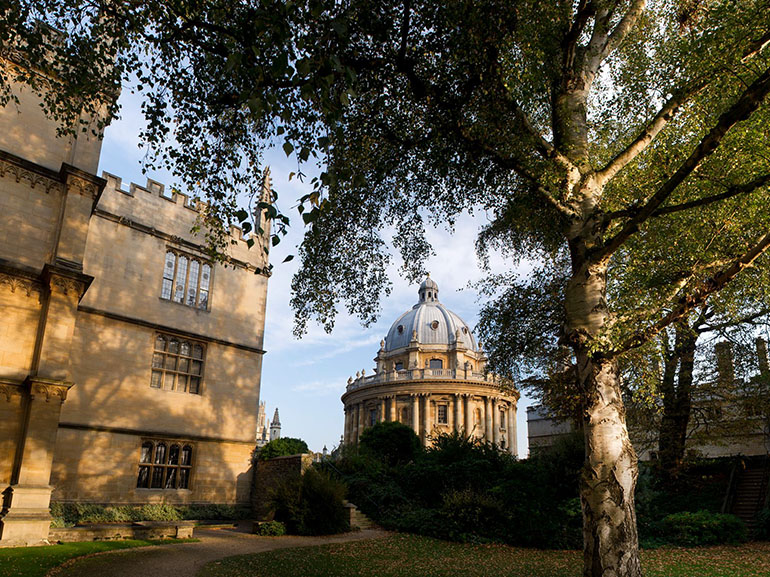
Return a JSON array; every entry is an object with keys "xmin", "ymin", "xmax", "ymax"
[
  {"xmin": 77, "ymin": 305, "xmax": 266, "ymax": 354},
  {"xmin": 42, "ymin": 263, "xmax": 93, "ymax": 301},
  {"xmin": 341, "ymin": 380, "xmax": 519, "ymax": 404},
  {"xmin": 60, "ymin": 163, "xmax": 106, "ymax": 212},
  {"xmin": 0, "ymin": 380, "xmax": 25, "ymax": 402},
  {"xmin": 25, "ymin": 377, "xmax": 74, "ymax": 403},
  {"xmin": 0, "ymin": 149, "xmax": 63, "ymax": 194}
]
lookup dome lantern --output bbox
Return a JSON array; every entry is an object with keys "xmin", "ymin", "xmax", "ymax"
[{"xmin": 418, "ymin": 273, "xmax": 439, "ymax": 303}]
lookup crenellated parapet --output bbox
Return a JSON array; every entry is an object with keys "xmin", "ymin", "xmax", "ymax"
[{"xmin": 99, "ymin": 170, "xmax": 272, "ymax": 271}]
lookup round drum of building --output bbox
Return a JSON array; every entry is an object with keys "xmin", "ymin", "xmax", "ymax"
[{"xmin": 341, "ymin": 276, "xmax": 519, "ymax": 454}]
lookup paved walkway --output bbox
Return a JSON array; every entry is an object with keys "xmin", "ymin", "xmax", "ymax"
[{"xmin": 49, "ymin": 526, "xmax": 388, "ymax": 577}]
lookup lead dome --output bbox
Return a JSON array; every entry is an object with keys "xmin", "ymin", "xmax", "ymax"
[{"xmin": 384, "ymin": 276, "xmax": 477, "ymax": 352}]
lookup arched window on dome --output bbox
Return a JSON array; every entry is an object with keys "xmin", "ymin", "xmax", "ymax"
[
  {"xmin": 394, "ymin": 362, "xmax": 404, "ymax": 371},
  {"xmin": 429, "ymin": 359, "xmax": 443, "ymax": 369}
]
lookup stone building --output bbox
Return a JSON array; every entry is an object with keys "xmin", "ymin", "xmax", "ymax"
[
  {"xmin": 527, "ymin": 339, "xmax": 770, "ymax": 459},
  {"xmin": 0, "ymin": 59, "xmax": 269, "ymax": 545},
  {"xmin": 341, "ymin": 276, "xmax": 519, "ymax": 453}
]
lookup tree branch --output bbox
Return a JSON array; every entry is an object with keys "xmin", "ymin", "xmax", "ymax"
[
  {"xmin": 617, "ymin": 228, "xmax": 770, "ymax": 354},
  {"xmin": 596, "ymin": 82, "xmax": 708, "ymax": 185},
  {"xmin": 697, "ymin": 307, "xmax": 770, "ymax": 334},
  {"xmin": 605, "ymin": 173, "xmax": 770, "ymax": 220},
  {"xmin": 602, "ymin": 0, "xmax": 647, "ymax": 59},
  {"xmin": 597, "ymin": 65, "xmax": 770, "ymax": 262}
]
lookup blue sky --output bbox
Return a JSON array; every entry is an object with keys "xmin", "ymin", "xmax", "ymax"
[{"xmin": 97, "ymin": 89, "xmax": 535, "ymax": 455}]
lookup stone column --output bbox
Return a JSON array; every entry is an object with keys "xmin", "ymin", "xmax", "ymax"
[
  {"xmin": 508, "ymin": 403, "xmax": 517, "ymax": 456},
  {"xmin": 492, "ymin": 399, "xmax": 500, "ymax": 446},
  {"xmin": 411, "ymin": 395, "xmax": 419, "ymax": 436},
  {"xmin": 343, "ymin": 407, "xmax": 349, "ymax": 444},
  {"xmin": 464, "ymin": 395, "xmax": 471, "ymax": 436},
  {"xmin": 422, "ymin": 394, "xmax": 431, "ymax": 446},
  {"xmin": 389, "ymin": 396, "xmax": 397, "ymax": 422},
  {"xmin": 484, "ymin": 397, "xmax": 493, "ymax": 441},
  {"xmin": 0, "ymin": 379, "xmax": 73, "ymax": 546},
  {"xmin": 379, "ymin": 398, "xmax": 386, "ymax": 423},
  {"xmin": 453, "ymin": 394, "xmax": 461, "ymax": 433},
  {"xmin": 356, "ymin": 403, "xmax": 365, "ymax": 443}
]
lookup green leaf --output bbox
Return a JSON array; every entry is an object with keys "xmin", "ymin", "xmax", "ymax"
[{"xmin": 283, "ymin": 141, "xmax": 294, "ymax": 156}]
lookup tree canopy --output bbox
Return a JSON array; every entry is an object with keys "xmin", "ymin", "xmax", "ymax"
[
  {"xmin": 257, "ymin": 437, "xmax": 309, "ymax": 460},
  {"xmin": 5, "ymin": 2, "xmax": 770, "ymax": 576}
]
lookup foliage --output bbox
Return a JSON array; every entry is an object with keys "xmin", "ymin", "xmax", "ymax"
[
  {"xmin": 257, "ymin": 437, "xmax": 309, "ymax": 461},
  {"xmin": 634, "ymin": 459, "xmax": 735, "ymax": 546},
  {"xmin": 0, "ymin": 538, "xmax": 192, "ymax": 577},
  {"xmin": 358, "ymin": 421, "xmax": 421, "ymax": 467},
  {"xmin": 11, "ymin": 3, "xmax": 770, "ymax": 573},
  {"xmin": 255, "ymin": 520, "xmax": 287, "ymax": 537},
  {"xmin": 656, "ymin": 511, "xmax": 747, "ymax": 547},
  {"xmin": 333, "ymin": 431, "xmax": 583, "ymax": 549},
  {"xmin": 197, "ymin": 533, "xmax": 770, "ymax": 577},
  {"xmin": 271, "ymin": 468, "xmax": 349, "ymax": 536},
  {"xmin": 756, "ymin": 508, "xmax": 770, "ymax": 540},
  {"xmin": 49, "ymin": 502, "xmax": 249, "ymax": 527}
]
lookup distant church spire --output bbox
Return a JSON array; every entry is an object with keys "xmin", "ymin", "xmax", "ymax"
[{"xmin": 269, "ymin": 408, "xmax": 281, "ymax": 441}]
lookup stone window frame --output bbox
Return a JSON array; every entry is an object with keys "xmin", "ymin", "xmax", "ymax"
[
  {"xmin": 499, "ymin": 408, "xmax": 506, "ymax": 430},
  {"xmin": 429, "ymin": 358, "xmax": 443, "ymax": 369},
  {"xmin": 161, "ymin": 249, "xmax": 212, "ymax": 310},
  {"xmin": 151, "ymin": 333, "xmax": 205, "ymax": 395},
  {"xmin": 136, "ymin": 439, "xmax": 194, "ymax": 490},
  {"xmin": 437, "ymin": 403, "xmax": 448, "ymax": 425},
  {"xmin": 368, "ymin": 408, "xmax": 377, "ymax": 426}
]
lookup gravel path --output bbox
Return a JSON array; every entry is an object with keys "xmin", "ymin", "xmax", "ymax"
[{"xmin": 49, "ymin": 526, "xmax": 388, "ymax": 577}]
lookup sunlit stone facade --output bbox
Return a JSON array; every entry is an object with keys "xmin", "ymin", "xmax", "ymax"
[
  {"xmin": 0, "ymin": 58, "xmax": 269, "ymax": 545},
  {"xmin": 341, "ymin": 277, "xmax": 519, "ymax": 453}
]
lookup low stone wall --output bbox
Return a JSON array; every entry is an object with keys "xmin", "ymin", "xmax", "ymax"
[
  {"xmin": 49, "ymin": 520, "xmax": 196, "ymax": 542},
  {"xmin": 251, "ymin": 453, "xmax": 314, "ymax": 520}
]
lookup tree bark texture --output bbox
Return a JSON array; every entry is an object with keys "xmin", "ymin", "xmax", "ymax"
[
  {"xmin": 579, "ymin": 356, "xmax": 642, "ymax": 577},
  {"xmin": 566, "ymin": 242, "xmax": 642, "ymax": 577}
]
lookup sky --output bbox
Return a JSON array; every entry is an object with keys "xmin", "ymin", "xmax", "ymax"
[{"xmin": 97, "ymin": 89, "xmax": 535, "ymax": 456}]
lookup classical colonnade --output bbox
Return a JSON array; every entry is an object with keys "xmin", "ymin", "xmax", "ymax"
[{"xmin": 343, "ymin": 391, "xmax": 517, "ymax": 455}]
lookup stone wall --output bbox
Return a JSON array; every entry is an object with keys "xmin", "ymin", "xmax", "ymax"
[
  {"xmin": 48, "ymin": 520, "xmax": 196, "ymax": 543},
  {"xmin": 251, "ymin": 454, "xmax": 314, "ymax": 520}
]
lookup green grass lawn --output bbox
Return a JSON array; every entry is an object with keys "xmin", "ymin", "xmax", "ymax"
[
  {"xmin": 0, "ymin": 538, "xmax": 194, "ymax": 577},
  {"xmin": 198, "ymin": 534, "xmax": 770, "ymax": 577}
]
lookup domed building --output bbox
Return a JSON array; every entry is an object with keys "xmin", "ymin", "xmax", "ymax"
[{"xmin": 341, "ymin": 276, "xmax": 519, "ymax": 454}]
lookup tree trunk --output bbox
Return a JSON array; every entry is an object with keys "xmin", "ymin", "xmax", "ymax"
[
  {"xmin": 658, "ymin": 321, "xmax": 697, "ymax": 475},
  {"xmin": 566, "ymin": 242, "xmax": 642, "ymax": 577},
  {"xmin": 578, "ymin": 354, "xmax": 642, "ymax": 577}
]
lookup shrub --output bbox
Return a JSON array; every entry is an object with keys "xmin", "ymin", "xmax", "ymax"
[
  {"xmin": 139, "ymin": 503, "xmax": 183, "ymax": 522},
  {"xmin": 756, "ymin": 508, "xmax": 770, "ymax": 540},
  {"xmin": 659, "ymin": 510, "xmax": 747, "ymax": 546},
  {"xmin": 359, "ymin": 421, "xmax": 421, "ymax": 467},
  {"xmin": 256, "ymin": 520, "xmax": 287, "ymax": 536},
  {"xmin": 257, "ymin": 437, "xmax": 309, "ymax": 461},
  {"xmin": 272, "ymin": 468, "xmax": 349, "ymax": 536}
]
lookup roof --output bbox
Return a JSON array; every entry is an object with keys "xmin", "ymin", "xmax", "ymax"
[{"xmin": 383, "ymin": 276, "xmax": 477, "ymax": 353}]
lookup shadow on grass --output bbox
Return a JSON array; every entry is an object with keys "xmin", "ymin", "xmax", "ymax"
[
  {"xmin": 0, "ymin": 538, "xmax": 197, "ymax": 577},
  {"xmin": 197, "ymin": 534, "xmax": 770, "ymax": 577}
]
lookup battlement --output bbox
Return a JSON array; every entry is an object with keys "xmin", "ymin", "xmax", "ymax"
[{"xmin": 99, "ymin": 170, "xmax": 272, "ymax": 269}]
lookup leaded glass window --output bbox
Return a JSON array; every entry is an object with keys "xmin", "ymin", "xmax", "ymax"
[
  {"xmin": 161, "ymin": 251, "xmax": 212, "ymax": 310},
  {"xmin": 136, "ymin": 440, "xmax": 193, "ymax": 490},
  {"xmin": 437, "ymin": 404, "xmax": 448, "ymax": 424},
  {"xmin": 150, "ymin": 333, "xmax": 205, "ymax": 394}
]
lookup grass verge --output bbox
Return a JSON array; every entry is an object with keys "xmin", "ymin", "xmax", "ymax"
[
  {"xmin": 198, "ymin": 534, "xmax": 770, "ymax": 577},
  {"xmin": 0, "ymin": 538, "xmax": 195, "ymax": 577}
]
